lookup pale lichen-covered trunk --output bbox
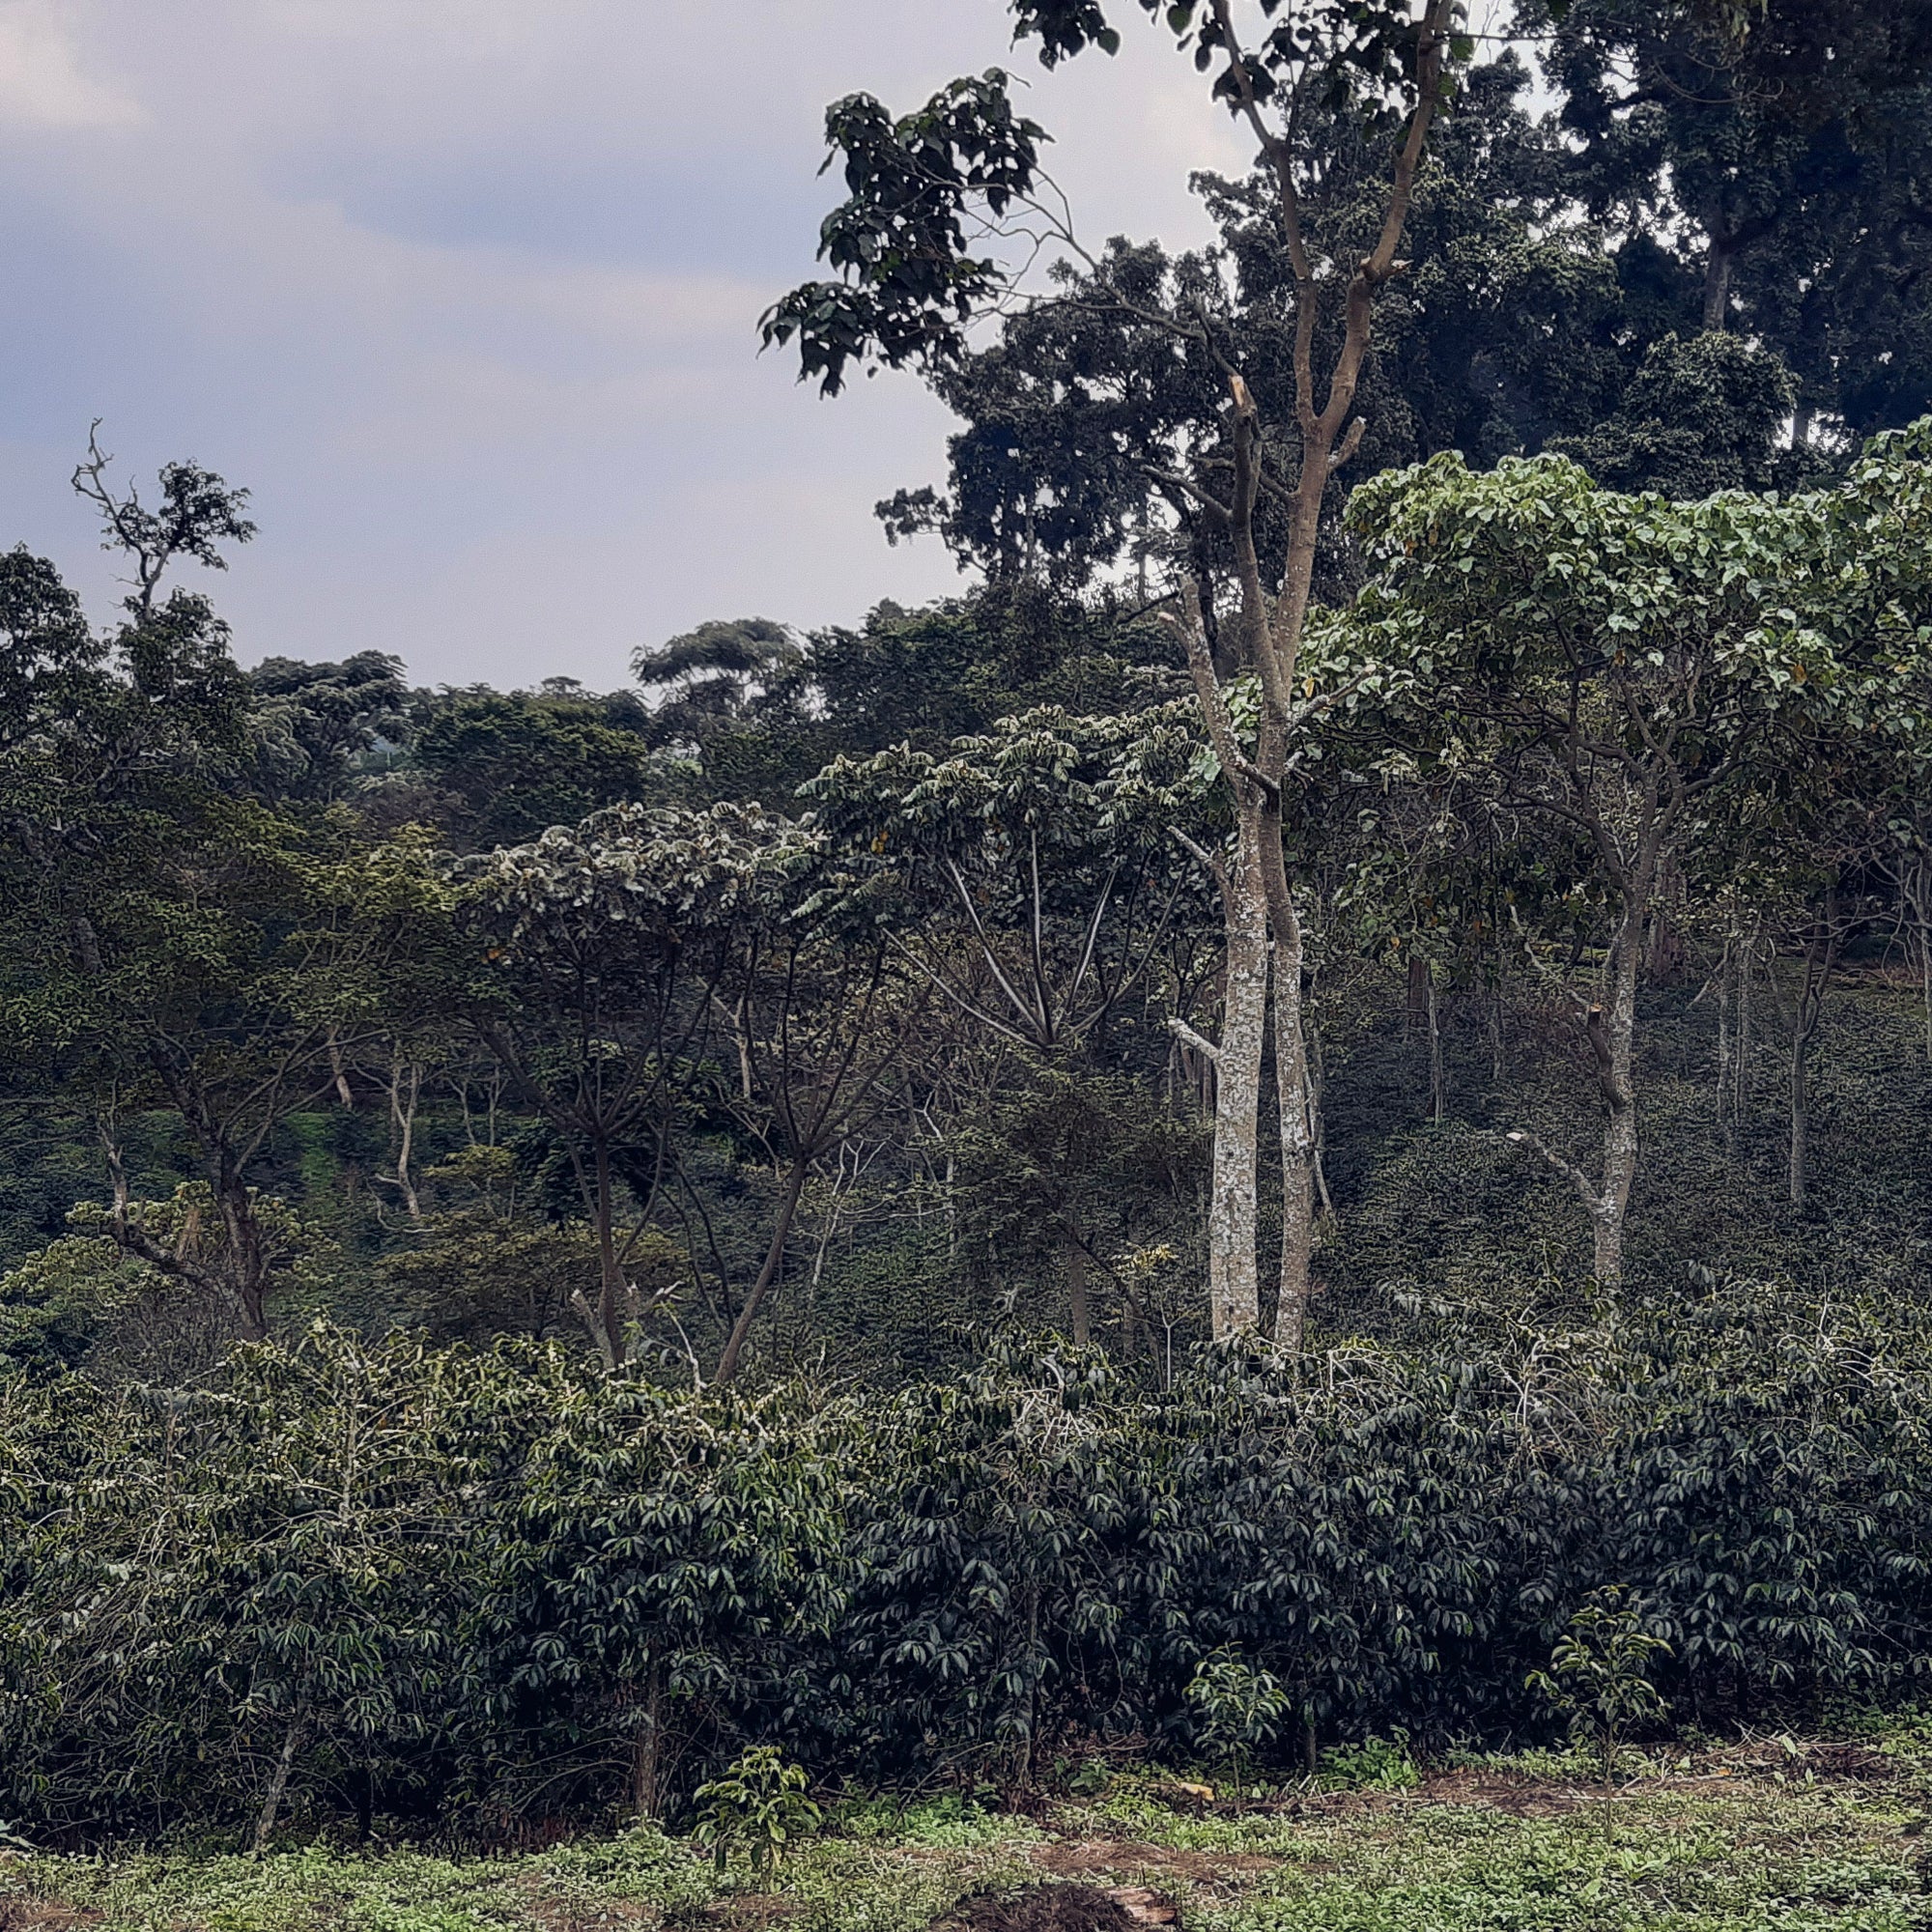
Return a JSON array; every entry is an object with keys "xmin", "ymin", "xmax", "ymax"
[
  {"xmin": 1165, "ymin": 1, "xmax": 1456, "ymax": 1348},
  {"xmin": 1589, "ymin": 919, "xmax": 1641, "ymax": 1286},
  {"xmin": 1207, "ymin": 804, "xmax": 1267, "ymax": 1339},
  {"xmin": 1271, "ymin": 889, "xmax": 1317, "ymax": 1350},
  {"xmin": 1512, "ymin": 893, "xmax": 1644, "ymax": 1289}
]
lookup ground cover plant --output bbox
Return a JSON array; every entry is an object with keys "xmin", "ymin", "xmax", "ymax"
[{"xmin": 7, "ymin": 1733, "xmax": 1932, "ymax": 1932}]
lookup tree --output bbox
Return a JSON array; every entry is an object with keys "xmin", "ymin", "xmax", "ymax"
[
  {"xmin": 1692, "ymin": 696, "xmax": 1895, "ymax": 1207},
  {"xmin": 407, "ymin": 683, "xmax": 665, "ymax": 846},
  {"xmin": 807, "ymin": 707, "xmax": 1202, "ymax": 1054},
  {"xmin": 806, "ymin": 705, "xmax": 1208, "ymax": 1344},
  {"xmin": 1537, "ymin": 0, "xmax": 1932, "ymax": 440},
  {"xmin": 704, "ymin": 842, "xmax": 957, "ymax": 1384},
  {"xmin": 768, "ymin": 0, "xmax": 1469, "ymax": 1345},
  {"xmin": 633, "ymin": 618, "xmax": 802, "ymax": 753},
  {"xmin": 1337, "ymin": 424, "xmax": 1932, "ymax": 1280},
  {"xmin": 1549, "ymin": 330, "xmax": 1796, "ymax": 497},
  {"xmin": 872, "ymin": 52, "xmax": 1705, "ymax": 597},
  {"xmin": 0, "ymin": 445, "xmax": 445, "ymax": 1343},
  {"xmin": 247, "ymin": 651, "xmax": 410, "ymax": 803},
  {"xmin": 456, "ymin": 803, "xmax": 780, "ymax": 1367}
]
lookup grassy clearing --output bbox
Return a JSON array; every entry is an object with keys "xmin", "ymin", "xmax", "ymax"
[{"xmin": 6, "ymin": 1734, "xmax": 1931, "ymax": 1932}]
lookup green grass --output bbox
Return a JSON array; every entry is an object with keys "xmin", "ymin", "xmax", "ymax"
[{"xmin": 5, "ymin": 1736, "xmax": 1930, "ymax": 1932}]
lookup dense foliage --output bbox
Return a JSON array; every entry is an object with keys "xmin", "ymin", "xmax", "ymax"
[{"xmin": 3, "ymin": 1275, "xmax": 1927, "ymax": 1843}]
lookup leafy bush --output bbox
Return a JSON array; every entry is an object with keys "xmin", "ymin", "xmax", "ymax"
[
  {"xmin": 1318, "ymin": 1736, "xmax": 1421, "ymax": 1792},
  {"xmin": 4, "ymin": 1274, "xmax": 1931, "ymax": 1846},
  {"xmin": 1527, "ymin": 1588, "xmax": 1672, "ymax": 1784},
  {"xmin": 1185, "ymin": 1650, "xmax": 1292, "ymax": 1799}
]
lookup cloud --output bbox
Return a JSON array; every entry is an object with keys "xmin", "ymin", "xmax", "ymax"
[
  {"xmin": 0, "ymin": 0, "xmax": 1269, "ymax": 689},
  {"xmin": 0, "ymin": 1, "xmax": 141, "ymax": 128}
]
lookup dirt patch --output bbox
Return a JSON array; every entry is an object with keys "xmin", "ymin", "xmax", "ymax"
[
  {"xmin": 1032, "ymin": 1842, "xmax": 1275, "ymax": 1886},
  {"xmin": 1803, "ymin": 1744, "xmax": 1895, "ymax": 1780},
  {"xmin": 524, "ymin": 1889, "xmax": 658, "ymax": 1932},
  {"xmin": 937, "ymin": 1885, "xmax": 1176, "ymax": 1932},
  {"xmin": 1032, "ymin": 1844, "xmax": 1166, "ymax": 1880},
  {"xmin": 704, "ymin": 1897, "xmax": 796, "ymax": 1932},
  {"xmin": 1414, "ymin": 1768, "xmax": 1584, "ymax": 1819},
  {"xmin": 1706, "ymin": 1742, "xmax": 1895, "ymax": 1783},
  {"xmin": 0, "ymin": 1904, "xmax": 100, "ymax": 1932}
]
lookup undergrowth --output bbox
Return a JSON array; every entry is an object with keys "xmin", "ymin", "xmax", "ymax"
[{"xmin": 7, "ymin": 1731, "xmax": 1931, "ymax": 1932}]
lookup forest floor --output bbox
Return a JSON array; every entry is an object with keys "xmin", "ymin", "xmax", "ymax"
[{"xmin": 6, "ymin": 1729, "xmax": 1932, "ymax": 1932}]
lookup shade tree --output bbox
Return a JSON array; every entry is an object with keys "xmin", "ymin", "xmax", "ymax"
[
  {"xmin": 0, "ymin": 447, "xmax": 457, "ymax": 1343},
  {"xmin": 406, "ymin": 683, "xmax": 666, "ymax": 847},
  {"xmin": 769, "ymin": 0, "xmax": 1476, "ymax": 1347},
  {"xmin": 767, "ymin": 0, "xmax": 1777, "ymax": 1344},
  {"xmin": 455, "ymin": 802, "xmax": 785, "ymax": 1367},
  {"xmin": 1533, "ymin": 0, "xmax": 1932, "ymax": 440},
  {"xmin": 702, "ymin": 838, "xmax": 964, "ymax": 1384},
  {"xmin": 805, "ymin": 705, "xmax": 1211, "ymax": 1342},
  {"xmin": 1334, "ymin": 423, "xmax": 1932, "ymax": 1280},
  {"xmin": 247, "ymin": 652, "xmax": 411, "ymax": 804}
]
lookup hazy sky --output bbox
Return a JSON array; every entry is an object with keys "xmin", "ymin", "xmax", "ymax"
[{"xmin": 0, "ymin": 1, "xmax": 1263, "ymax": 689}]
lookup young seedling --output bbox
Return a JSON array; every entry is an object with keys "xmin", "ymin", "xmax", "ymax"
[
  {"xmin": 1527, "ymin": 1587, "xmax": 1672, "ymax": 1794},
  {"xmin": 1185, "ymin": 1649, "xmax": 1292, "ymax": 1809},
  {"xmin": 692, "ymin": 1747, "xmax": 822, "ymax": 1881}
]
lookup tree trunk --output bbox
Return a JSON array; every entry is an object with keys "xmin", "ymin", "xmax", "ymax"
[
  {"xmin": 1309, "ymin": 1004, "xmax": 1336, "ymax": 1222},
  {"xmin": 1703, "ymin": 233, "xmax": 1733, "ymax": 331},
  {"xmin": 1736, "ymin": 936, "xmax": 1754, "ymax": 1118},
  {"xmin": 214, "ymin": 1156, "xmax": 271, "ymax": 1343},
  {"xmin": 1588, "ymin": 909, "xmax": 1643, "ymax": 1288},
  {"xmin": 631, "ymin": 1665, "xmax": 665, "ymax": 1820},
  {"xmin": 1715, "ymin": 947, "xmax": 1733, "ymax": 1123},
  {"xmin": 251, "ymin": 1708, "xmax": 306, "ymax": 1855},
  {"xmin": 388, "ymin": 1059, "xmax": 422, "ymax": 1219},
  {"xmin": 714, "ymin": 1153, "xmax": 810, "ymax": 1382},
  {"xmin": 1920, "ymin": 916, "xmax": 1932, "ymax": 1061},
  {"xmin": 1426, "ymin": 970, "xmax": 1445, "ymax": 1124},
  {"xmin": 1406, "ymin": 953, "xmax": 1429, "ymax": 1030},
  {"xmin": 1788, "ymin": 1030, "xmax": 1809, "ymax": 1208},
  {"xmin": 1782, "ymin": 902, "xmax": 1843, "ymax": 1208},
  {"xmin": 1904, "ymin": 854, "xmax": 1932, "ymax": 1058},
  {"xmin": 593, "ymin": 1141, "xmax": 625, "ymax": 1369},
  {"xmin": 1206, "ymin": 805, "xmax": 1267, "ymax": 1339},
  {"xmin": 1490, "ymin": 965, "xmax": 1507, "ymax": 1086},
  {"xmin": 1272, "ymin": 893, "xmax": 1317, "ymax": 1350},
  {"xmin": 1062, "ymin": 1226, "xmax": 1091, "ymax": 1347},
  {"xmin": 327, "ymin": 1030, "xmax": 354, "ymax": 1109}
]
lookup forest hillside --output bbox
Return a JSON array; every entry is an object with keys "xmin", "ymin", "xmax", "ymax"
[{"xmin": 6, "ymin": 0, "xmax": 1932, "ymax": 1901}]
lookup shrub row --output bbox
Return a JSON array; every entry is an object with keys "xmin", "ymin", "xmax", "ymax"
[{"xmin": 2, "ymin": 1273, "xmax": 1928, "ymax": 1844}]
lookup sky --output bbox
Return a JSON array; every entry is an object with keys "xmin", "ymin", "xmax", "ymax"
[{"xmin": 0, "ymin": 0, "xmax": 1266, "ymax": 690}]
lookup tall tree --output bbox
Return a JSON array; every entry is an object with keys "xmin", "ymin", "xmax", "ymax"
[
  {"xmin": 807, "ymin": 705, "xmax": 1208, "ymax": 1344},
  {"xmin": 0, "ymin": 445, "xmax": 439, "ymax": 1342},
  {"xmin": 767, "ymin": 0, "xmax": 1470, "ymax": 1345},
  {"xmin": 1537, "ymin": 0, "xmax": 1932, "ymax": 439},
  {"xmin": 457, "ymin": 803, "xmax": 778, "ymax": 1367}
]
